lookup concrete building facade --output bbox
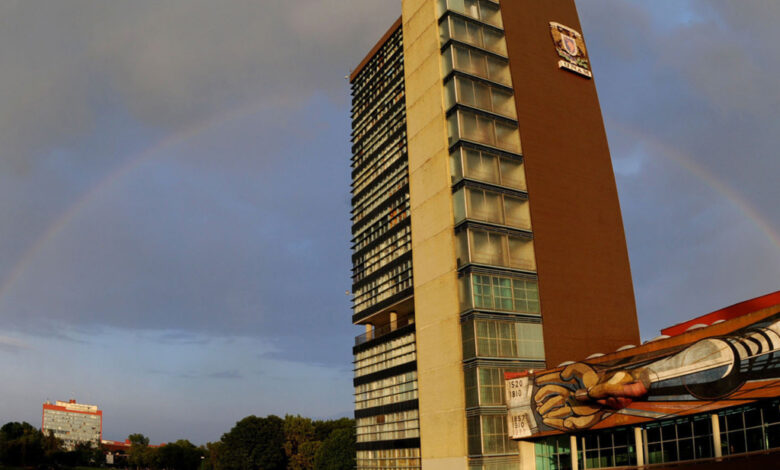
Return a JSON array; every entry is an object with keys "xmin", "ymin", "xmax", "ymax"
[
  {"xmin": 42, "ymin": 399, "xmax": 102, "ymax": 449},
  {"xmin": 349, "ymin": 2, "xmax": 640, "ymax": 469}
]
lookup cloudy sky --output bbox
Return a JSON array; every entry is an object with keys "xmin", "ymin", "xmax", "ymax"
[{"xmin": 0, "ymin": 0, "xmax": 778, "ymax": 445}]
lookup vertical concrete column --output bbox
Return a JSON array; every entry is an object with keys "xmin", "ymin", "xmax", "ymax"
[
  {"xmin": 402, "ymin": 0, "xmax": 467, "ymax": 468},
  {"xmin": 389, "ymin": 311, "xmax": 398, "ymax": 331},
  {"xmin": 518, "ymin": 441, "xmax": 537, "ymax": 470},
  {"xmin": 711, "ymin": 414, "xmax": 722, "ymax": 458},
  {"xmin": 634, "ymin": 427, "xmax": 644, "ymax": 466},
  {"xmin": 365, "ymin": 323, "xmax": 373, "ymax": 341},
  {"xmin": 570, "ymin": 435, "xmax": 579, "ymax": 470}
]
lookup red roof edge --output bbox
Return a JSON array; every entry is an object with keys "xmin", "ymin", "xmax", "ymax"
[{"xmin": 661, "ymin": 290, "xmax": 780, "ymax": 337}]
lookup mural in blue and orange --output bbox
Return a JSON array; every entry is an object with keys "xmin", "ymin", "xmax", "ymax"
[{"xmin": 506, "ymin": 307, "xmax": 780, "ymax": 439}]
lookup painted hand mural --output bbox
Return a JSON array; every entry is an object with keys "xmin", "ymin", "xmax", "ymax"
[{"xmin": 507, "ymin": 315, "xmax": 780, "ymax": 438}]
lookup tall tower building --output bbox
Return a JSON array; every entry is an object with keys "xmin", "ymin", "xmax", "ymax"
[{"xmin": 349, "ymin": 1, "xmax": 640, "ymax": 469}]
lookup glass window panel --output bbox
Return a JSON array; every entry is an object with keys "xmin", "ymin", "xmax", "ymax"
[
  {"xmin": 453, "ymin": 188, "xmax": 466, "ymax": 223},
  {"xmin": 465, "ymin": 368, "xmax": 479, "ymax": 407},
  {"xmin": 508, "ymin": 236, "xmax": 534, "ymax": 270},
  {"xmin": 442, "ymin": 46, "xmax": 454, "ymax": 76},
  {"xmin": 726, "ymin": 411, "xmax": 743, "ymax": 431},
  {"xmin": 467, "ymin": 416, "xmax": 482, "ymax": 455},
  {"xmin": 495, "ymin": 119, "xmax": 521, "ymax": 152},
  {"xmin": 464, "ymin": 0, "xmax": 479, "ymax": 19},
  {"xmin": 492, "ymin": 88, "xmax": 516, "ymax": 117},
  {"xmin": 478, "ymin": 0, "xmax": 502, "ymax": 27},
  {"xmin": 726, "ymin": 430, "xmax": 746, "ymax": 454},
  {"xmin": 465, "ymin": 148, "xmax": 499, "ymax": 183},
  {"xmin": 504, "ymin": 196, "xmax": 530, "ymax": 229},
  {"xmin": 450, "ymin": 149, "xmax": 464, "ymax": 183},
  {"xmin": 694, "ymin": 435, "xmax": 713, "ymax": 459},
  {"xmin": 763, "ymin": 402, "xmax": 780, "ymax": 425},
  {"xmin": 487, "ymin": 56, "xmax": 511, "ymax": 85},
  {"xmin": 447, "ymin": 113, "xmax": 460, "ymax": 147},
  {"xmin": 516, "ymin": 322, "xmax": 545, "ymax": 359},
  {"xmin": 746, "ymin": 427, "xmax": 765, "ymax": 452},
  {"xmin": 471, "ymin": 230, "xmax": 504, "ymax": 266},
  {"xmin": 456, "ymin": 230, "xmax": 470, "ymax": 267},
  {"xmin": 661, "ymin": 440, "xmax": 677, "ymax": 462},
  {"xmin": 483, "ymin": 28, "xmax": 507, "ymax": 55},
  {"xmin": 499, "ymin": 158, "xmax": 526, "ymax": 189},
  {"xmin": 444, "ymin": 79, "xmax": 457, "ymax": 110},
  {"xmin": 678, "ymin": 438, "xmax": 694, "ymax": 461},
  {"xmin": 475, "ymin": 114, "xmax": 495, "ymax": 143},
  {"xmin": 677, "ymin": 421, "xmax": 692, "ymax": 439},
  {"xmin": 744, "ymin": 407, "xmax": 762, "ymax": 428},
  {"xmin": 767, "ymin": 424, "xmax": 780, "ymax": 449},
  {"xmin": 462, "ymin": 318, "xmax": 476, "ymax": 359},
  {"xmin": 473, "ymin": 81, "xmax": 492, "ymax": 110}
]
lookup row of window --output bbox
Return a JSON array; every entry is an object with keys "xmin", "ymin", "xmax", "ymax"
[
  {"xmin": 352, "ymin": 197, "xmax": 409, "ymax": 254},
  {"xmin": 440, "ymin": 14, "xmax": 507, "ymax": 56},
  {"xmin": 352, "ymin": 133, "xmax": 405, "ymax": 198},
  {"xmin": 356, "ymin": 448, "xmax": 421, "ymax": 470},
  {"xmin": 447, "ymin": 110, "xmax": 520, "ymax": 154},
  {"xmin": 468, "ymin": 415, "xmax": 516, "ymax": 456},
  {"xmin": 436, "ymin": 0, "xmax": 502, "ymax": 29},
  {"xmin": 352, "ymin": 86, "xmax": 405, "ymax": 148},
  {"xmin": 353, "ymin": 114, "xmax": 408, "ymax": 180},
  {"xmin": 354, "ymin": 332, "xmax": 416, "ymax": 378},
  {"xmin": 353, "ymin": 192, "xmax": 409, "ymax": 238},
  {"xmin": 351, "ymin": 29, "xmax": 403, "ymax": 116},
  {"xmin": 454, "ymin": 187, "xmax": 530, "ymax": 230},
  {"xmin": 443, "ymin": 44, "xmax": 511, "ymax": 87},
  {"xmin": 459, "ymin": 274, "xmax": 540, "ymax": 314},
  {"xmin": 355, "ymin": 371, "xmax": 418, "ymax": 410},
  {"xmin": 357, "ymin": 410, "xmax": 420, "ymax": 443},
  {"xmin": 456, "ymin": 229, "xmax": 536, "ymax": 272},
  {"xmin": 353, "ymin": 161, "xmax": 408, "ymax": 224},
  {"xmin": 462, "ymin": 317, "xmax": 544, "ymax": 361},
  {"xmin": 445, "ymin": 75, "xmax": 516, "ymax": 119},
  {"xmin": 465, "ymin": 366, "xmax": 526, "ymax": 408},
  {"xmin": 353, "ymin": 229, "xmax": 412, "ymax": 284},
  {"xmin": 535, "ymin": 400, "xmax": 780, "ymax": 469},
  {"xmin": 450, "ymin": 147, "xmax": 526, "ymax": 190},
  {"xmin": 352, "ymin": 257, "xmax": 413, "ymax": 314}
]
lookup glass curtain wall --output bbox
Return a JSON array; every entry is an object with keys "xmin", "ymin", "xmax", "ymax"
[{"xmin": 437, "ymin": 1, "xmax": 544, "ymax": 464}]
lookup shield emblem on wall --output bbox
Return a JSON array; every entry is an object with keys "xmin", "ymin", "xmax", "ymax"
[{"xmin": 562, "ymin": 34, "xmax": 578, "ymax": 56}]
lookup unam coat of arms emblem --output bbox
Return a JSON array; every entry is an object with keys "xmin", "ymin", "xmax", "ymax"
[{"xmin": 549, "ymin": 22, "xmax": 592, "ymax": 78}]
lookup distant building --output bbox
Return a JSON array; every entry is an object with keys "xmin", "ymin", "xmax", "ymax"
[
  {"xmin": 506, "ymin": 291, "xmax": 780, "ymax": 469},
  {"xmin": 42, "ymin": 399, "xmax": 102, "ymax": 449}
]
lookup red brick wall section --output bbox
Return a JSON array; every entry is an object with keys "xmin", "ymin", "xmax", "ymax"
[{"xmin": 499, "ymin": 0, "xmax": 641, "ymax": 367}]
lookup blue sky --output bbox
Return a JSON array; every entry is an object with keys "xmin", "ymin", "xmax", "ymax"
[{"xmin": 0, "ymin": 1, "xmax": 778, "ymax": 445}]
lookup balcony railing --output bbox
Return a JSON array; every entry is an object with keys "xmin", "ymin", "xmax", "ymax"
[{"xmin": 355, "ymin": 317, "xmax": 415, "ymax": 346}]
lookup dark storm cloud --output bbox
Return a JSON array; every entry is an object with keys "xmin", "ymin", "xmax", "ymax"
[
  {"xmin": 0, "ymin": 1, "xmax": 400, "ymax": 364},
  {"xmin": 577, "ymin": 1, "xmax": 780, "ymax": 334},
  {"xmin": 0, "ymin": 0, "xmax": 777, "ymax": 369}
]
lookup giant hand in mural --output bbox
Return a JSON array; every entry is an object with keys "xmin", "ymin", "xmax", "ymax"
[{"xmin": 508, "ymin": 315, "xmax": 780, "ymax": 436}]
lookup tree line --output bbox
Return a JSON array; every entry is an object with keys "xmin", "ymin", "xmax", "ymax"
[{"xmin": 0, "ymin": 415, "xmax": 355, "ymax": 470}]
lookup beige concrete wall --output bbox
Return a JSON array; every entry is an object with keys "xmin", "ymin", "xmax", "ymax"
[{"xmin": 402, "ymin": 1, "xmax": 468, "ymax": 469}]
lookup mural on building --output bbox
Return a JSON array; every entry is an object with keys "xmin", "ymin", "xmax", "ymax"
[{"xmin": 506, "ymin": 313, "xmax": 780, "ymax": 439}]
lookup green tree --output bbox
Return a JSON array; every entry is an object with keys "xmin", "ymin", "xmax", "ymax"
[
  {"xmin": 284, "ymin": 415, "xmax": 317, "ymax": 470},
  {"xmin": 0, "ymin": 421, "xmax": 45, "ymax": 467},
  {"xmin": 157, "ymin": 439, "xmax": 204, "ymax": 470},
  {"xmin": 312, "ymin": 418, "xmax": 353, "ymax": 443},
  {"xmin": 313, "ymin": 427, "xmax": 355, "ymax": 470},
  {"xmin": 219, "ymin": 415, "xmax": 286, "ymax": 470},
  {"xmin": 203, "ymin": 441, "xmax": 222, "ymax": 470},
  {"xmin": 128, "ymin": 433, "xmax": 151, "ymax": 469}
]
